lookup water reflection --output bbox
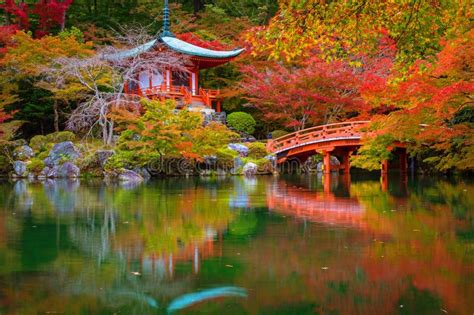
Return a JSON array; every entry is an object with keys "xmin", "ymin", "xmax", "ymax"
[{"xmin": 0, "ymin": 175, "xmax": 472, "ymax": 314}]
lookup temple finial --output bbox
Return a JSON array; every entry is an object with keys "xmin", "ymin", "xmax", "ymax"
[{"xmin": 161, "ymin": 0, "xmax": 174, "ymax": 37}]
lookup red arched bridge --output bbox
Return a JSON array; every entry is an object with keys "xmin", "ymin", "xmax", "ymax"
[{"xmin": 266, "ymin": 121, "xmax": 407, "ymax": 174}]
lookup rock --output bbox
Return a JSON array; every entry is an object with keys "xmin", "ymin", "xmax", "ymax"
[
  {"xmin": 96, "ymin": 150, "xmax": 115, "ymax": 167},
  {"xmin": 243, "ymin": 162, "xmax": 258, "ymax": 177},
  {"xmin": 216, "ymin": 168, "xmax": 227, "ymax": 176},
  {"xmin": 44, "ymin": 141, "xmax": 81, "ymax": 167},
  {"xmin": 204, "ymin": 155, "xmax": 217, "ymax": 166},
  {"xmin": 13, "ymin": 161, "xmax": 28, "ymax": 177},
  {"xmin": 118, "ymin": 169, "xmax": 143, "ymax": 183},
  {"xmin": 58, "ymin": 162, "xmax": 80, "ymax": 178},
  {"xmin": 330, "ymin": 156, "xmax": 340, "ymax": 166},
  {"xmin": 228, "ymin": 143, "xmax": 249, "ymax": 156},
  {"xmin": 317, "ymin": 162, "xmax": 324, "ymax": 173},
  {"xmin": 14, "ymin": 145, "xmax": 34, "ymax": 161},
  {"xmin": 132, "ymin": 167, "xmax": 151, "ymax": 180}
]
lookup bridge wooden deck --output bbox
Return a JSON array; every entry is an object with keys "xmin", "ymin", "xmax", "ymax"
[{"xmin": 267, "ymin": 121, "xmax": 407, "ymax": 174}]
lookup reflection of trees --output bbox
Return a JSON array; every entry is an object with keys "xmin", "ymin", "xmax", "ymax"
[{"xmin": 0, "ymin": 178, "xmax": 248, "ymax": 313}]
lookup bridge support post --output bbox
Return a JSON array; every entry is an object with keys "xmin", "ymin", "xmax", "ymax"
[
  {"xmin": 323, "ymin": 151, "xmax": 331, "ymax": 174},
  {"xmin": 341, "ymin": 151, "xmax": 352, "ymax": 174},
  {"xmin": 399, "ymin": 148, "xmax": 407, "ymax": 173},
  {"xmin": 381, "ymin": 159, "xmax": 389, "ymax": 174}
]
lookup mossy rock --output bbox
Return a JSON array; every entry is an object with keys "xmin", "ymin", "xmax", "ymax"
[
  {"xmin": 27, "ymin": 158, "xmax": 45, "ymax": 174},
  {"xmin": 246, "ymin": 142, "xmax": 268, "ymax": 159}
]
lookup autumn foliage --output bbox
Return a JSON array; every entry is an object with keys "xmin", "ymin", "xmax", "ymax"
[{"xmin": 0, "ymin": 0, "xmax": 72, "ymax": 39}]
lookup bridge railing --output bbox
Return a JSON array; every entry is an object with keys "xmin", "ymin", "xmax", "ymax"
[{"xmin": 267, "ymin": 121, "xmax": 371, "ymax": 153}]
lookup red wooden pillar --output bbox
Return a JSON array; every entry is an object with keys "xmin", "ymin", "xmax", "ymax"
[
  {"xmin": 381, "ymin": 159, "xmax": 389, "ymax": 174},
  {"xmin": 399, "ymin": 148, "xmax": 407, "ymax": 173},
  {"xmin": 323, "ymin": 151, "xmax": 331, "ymax": 174},
  {"xmin": 216, "ymin": 101, "xmax": 221, "ymax": 113},
  {"xmin": 342, "ymin": 151, "xmax": 351, "ymax": 174}
]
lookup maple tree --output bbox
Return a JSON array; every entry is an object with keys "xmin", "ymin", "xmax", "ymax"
[
  {"xmin": 245, "ymin": 0, "xmax": 472, "ymax": 66},
  {"xmin": 240, "ymin": 56, "xmax": 366, "ymax": 130},
  {"xmin": 0, "ymin": 30, "xmax": 94, "ymax": 134},
  {"xmin": 0, "ymin": 0, "xmax": 72, "ymax": 39},
  {"xmin": 353, "ymin": 29, "xmax": 474, "ymax": 172}
]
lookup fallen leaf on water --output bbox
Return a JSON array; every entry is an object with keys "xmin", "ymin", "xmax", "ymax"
[{"xmin": 225, "ymin": 265, "xmax": 233, "ymax": 268}]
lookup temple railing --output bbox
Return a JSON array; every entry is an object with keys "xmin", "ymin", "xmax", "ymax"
[
  {"xmin": 125, "ymin": 84, "xmax": 219, "ymax": 108},
  {"xmin": 266, "ymin": 121, "xmax": 370, "ymax": 153}
]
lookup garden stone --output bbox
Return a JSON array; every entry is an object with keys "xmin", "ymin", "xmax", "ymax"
[
  {"xmin": 44, "ymin": 141, "xmax": 81, "ymax": 167},
  {"xmin": 228, "ymin": 143, "xmax": 249, "ymax": 156},
  {"xmin": 132, "ymin": 167, "xmax": 151, "ymax": 180},
  {"xmin": 13, "ymin": 161, "xmax": 28, "ymax": 177},
  {"xmin": 243, "ymin": 162, "xmax": 258, "ymax": 177},
  {"xmin": 330, "ymin": 156, "xmax": 340, "ymax": 166},
  {"xmin": 119, "ymin": 169, "xmax": 143, "ymax": 183},
  {"xmin": 14, "ymin": 145, "xmax": 35, "ymax": 161},
  {"xmin": 58, "ymin": 162, "xmax": 80, "ymax": 178},
  {"xmin": 96, "ymin": 150, "xmax": 115, "ymax": 167},
  {"xmin": 317, "ymin": 162, "xmax": 323, "ymax": 173}
]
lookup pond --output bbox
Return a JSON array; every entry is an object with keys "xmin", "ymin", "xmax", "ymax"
[{"xmin": 0, "ymin": 174, "xmax": 473, "ymax": 314}]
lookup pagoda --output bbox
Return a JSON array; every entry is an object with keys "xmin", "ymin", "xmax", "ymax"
[{"xmin": 121, "ymin": 0, "xmax": 244, "ymax": 113}]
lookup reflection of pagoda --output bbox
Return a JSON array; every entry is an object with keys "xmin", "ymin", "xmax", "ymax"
[
  {"xmin": 116, "ymin": 229, "xmax": 223, "ymax": 278},
  {"xmin": 122, "ymin": 0, "xmax": 244, "ymax": 113}
]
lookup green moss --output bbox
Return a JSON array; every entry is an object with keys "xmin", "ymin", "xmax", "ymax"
[
  {"xmin": 246, "ymin": 142, "xmax": 268, "ymax": 159},
  {"xmin": 45, "ymin": 131, "xmax": 76, "ymax": 143},
  {"xmin": 29, "ymin": 135, "xmax": 48, "ymax": 152},
  {"xmin": 27, "ymin": 158, "xmax": 45, "ymax": 174}
]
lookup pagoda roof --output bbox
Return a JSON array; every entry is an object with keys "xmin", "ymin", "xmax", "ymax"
[
  {"xmin": 108, "ymin": 36, "xmax": 244, "ymax": 60},
  {"xmin": 160, "ymin": 36, "xmax": 245, "ymax": 59}
]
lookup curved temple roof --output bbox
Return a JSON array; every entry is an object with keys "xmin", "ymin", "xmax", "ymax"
[
  {"xmin": 160, "ymin": 36, "xmax": 245, "ymax": 59},
  {"xmin": 107, "ymin": 36, "xmax": 244, "ymax": 60}
]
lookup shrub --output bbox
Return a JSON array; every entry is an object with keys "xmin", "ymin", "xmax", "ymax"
[
  {"xmin": 27, "ymin": 158, "xmax": 45, "ymax": 174},
  {"xmin": 29, "ymin": 135, "xmax": 48, "ymax": 152},
  {"xmin": 271, "ymin": 130, "xmax": 289, "ymax": 139},
  {"xmin": 246, "ymin": 142, "xmax": 268, "ymax": 159},
  {"xmin": 215, "ymin": 147, "xmax": 238, "ymax": 168},
  {"xmin": 30, "ymin": 131, "xmax": 76, "ymax": 152},
  {"xmin": 227, "ymin": 112, "xmax": 256, "ymax": 135},
  {"xmin": 45, "ymin": 131, "xmax": 75, "ymax": 143}
]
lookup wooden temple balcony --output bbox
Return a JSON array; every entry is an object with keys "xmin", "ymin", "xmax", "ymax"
[{"xmin": 124, "ymin": 84, "xmax": 222, "ymax": 112}]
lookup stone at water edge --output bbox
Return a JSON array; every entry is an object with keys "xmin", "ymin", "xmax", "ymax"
[
  {"xmin": 44, "ymin": 141, "xmax": 82, "ymax": 167},
  {"xmin": 58, "ymin": 162, "xmax": 80, "ymax": 178},
  {"xmin": 13, "ymin": 145, "xmax": 35, "ymax": 161},
  {"xmin": 96, "ymin": 150, "xmax": 115, "ymax": 167},
  {"xmin": 13, "ymin": 161, "xmax": 28, "ymax": 177},
  {"xmin": 132, "ymin": 167, "xmax": 151, "ymax": 180},
  {"xmin": 243, "ymin": 162, "xmax": 258, "ymax": 176},
  {"xmin": 228, "ymin": 143, "xmax": 249, "ymax": 157},
  {"xmin": 118, "ymin": 169, "xmax": 144, "ymax": 182}
]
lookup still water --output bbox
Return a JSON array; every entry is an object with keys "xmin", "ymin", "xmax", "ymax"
[{"xmin": 0, "ymin": 174, "xmax": 472, "ymax": 314}]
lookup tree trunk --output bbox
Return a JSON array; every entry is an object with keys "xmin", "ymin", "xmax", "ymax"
[
  {"xmin": 53, "ymin": 100, "xmax": 59, "ymax": 132},
  {"xmin": 106, "ymin": 120, "xmax": 114, "ymax": 146},
  {"xmin": 193, "ymin": 0, "xmax": 200, "ymax": 14}
]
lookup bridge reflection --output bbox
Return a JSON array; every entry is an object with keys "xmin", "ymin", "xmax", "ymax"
[{"xmin": 266, "ymin": 175, "xmax": 367, "ymax": 228}]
